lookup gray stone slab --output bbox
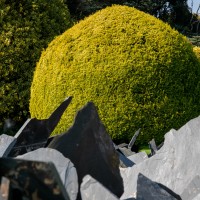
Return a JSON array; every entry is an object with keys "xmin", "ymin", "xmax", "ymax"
[
  {"xmin": 17, "ymin": 148, "xmax": 78, "ymax": 200},
  {"xmin": 0, "ymin": 134, "xmax": 16, "ymax": 157},
  {"xmin": 8, "ymin": 96, "xmax": 72, "ymax": 157},
  {"xmin": 81, "ymin": 175, "xmax": 119, "ymax": 200},
  {"xmin": 127, "ymin": 151, "xmax": 148, "ymax": 164},
  {"xmin": 192, "ymin": 193, "xmax": 200, "ymax": 200},
  {"xmin": 181, "ymin": 175, "xmax": 200, "ymax": 200},
  {"xmin": 118, "ymin": 147, "xmax": 135, "ymax": 157},
  {"xmin": 48, "ymin": 102, "xmax": 124, "ymax": 198},
  {"xmin": 136, "ymin": 173, "xmax": 178, "ymax": 200},
  {"xmin": 120, "ymin": 115, "xmax": 200, "ymax": 199}
]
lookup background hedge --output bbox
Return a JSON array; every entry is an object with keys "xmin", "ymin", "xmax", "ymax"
[
  {"xmin": 30, "ymin": 5, "xmax": 200, "ymax": 145},
  {"xmin": 0, "ymin": 0, "xmax": 72, "ymax": 131}
]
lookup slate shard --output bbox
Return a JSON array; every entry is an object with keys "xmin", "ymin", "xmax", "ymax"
[
  {"xmin": 48, "ymin": 102, "xmax": 124, "ymax": 198},
  {"xmin": 136, "ymin": 173, "xmax": 178, "ymax": 200},
  {"xmin": 117, "ymin": 152, "xmax": 134, "ymax": 168},
  {"xmin": 148, "ymin": 138, "xmax": 157, "ymax": 157},
  {"xmin": 128, "ymin": 128, "xmax": 141, "ymax": 150},
  {"xmin": 0, "ymin": 134, "xmax": 16, "ymax": 157},
  {"xmin": 8, "ymin": 96, "xmax": 72, "ymax": 157},
  {"xmin": 0, "ymin": 158, "xmax": 70, "ymax": 200},
  {"xmin": 117, "ymin": 147, "xmax": 135, "ymax": 157},
  {"xmin": 181, "ymin": 175, "xmax": 200, "ymax": 200},
  {"xmin": 17, "ymin": 148, "xmax": 78, "ymax": 200},
  {"xmin": 128, "ymin": 151, "xmax": 148, "ymax": 164},
  {"xmin": 80, "ymin": 175, "xmax": 119, "ymax": 200}
]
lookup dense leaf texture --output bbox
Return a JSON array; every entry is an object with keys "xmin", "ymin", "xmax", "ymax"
[
  {"xmin": 0, "ymin": 0, "xmax": 71, "ymax": 129},
  {"xmin": 30, "ymin": 5, "xmax": 200, "ymax": 145}
]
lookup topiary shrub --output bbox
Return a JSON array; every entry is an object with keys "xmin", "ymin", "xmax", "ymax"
[
  {"xmin": 0, "ymin": 0, "xmax": 72, "ymax": 130},
  {"xmin": 193, "ymin": 46, "xmax": 200, "ymax": 60},
  {"xmin": 30, "ymin": 5, "xmax": 200, "ymax": 145}
]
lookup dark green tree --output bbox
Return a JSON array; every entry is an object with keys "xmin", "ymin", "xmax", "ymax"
[{"xmin": 0, "ymin": 0, "xmax": 72, "ymax": 133}]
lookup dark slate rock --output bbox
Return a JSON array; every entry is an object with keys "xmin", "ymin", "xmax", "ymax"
[
  {"xmin": 80, "ymin": 175, "xmax": 119, "ymax": 200},
  {"xmin": 0, "ymin": 134, "xmax": 16, "ymax": 157},
  {"xmin": 8, "ymin": 96, "xmax": 72, "ymax": 157},
  {"xmin": 120, "ymin": 116, "xmax": 200, "ymax": 199},
  {"xmin": 17, "ymin": 148, "xmax": 78, "ymax": 200},
  {"xmin": 127, "ymin": 151, "xmax": 148, "ymax": 164},
  {"xmin": 117, "ymin": 152, "xmax": 134, "ymax": 168},
  {"xmin": 181, "ymin": 175, "xmax": 200, "ymax": 200},
  {"xmin": 0, "ymin": 157, "xmax": 70, "ymax": 200},
  {"xmin": 128, "ymin": 128, "xmax": 141, "ymax": 150},
  {"xmin": 136, "ymin": 173, "xmax": 178, "ymax": 200},
  {"xmin": 48, "ymin": 102, "xmax": 124, "ymax": 198}
]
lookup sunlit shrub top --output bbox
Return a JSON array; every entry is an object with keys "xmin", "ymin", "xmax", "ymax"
[{"xmin": 30, "ymin": 5, "xmax": 200, "ymax": 145}]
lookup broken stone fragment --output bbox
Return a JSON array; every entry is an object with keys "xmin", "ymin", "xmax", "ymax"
[
  {"xmin": 48, "ymin": 102, "xmax": 124, "ymax": 198},
  {"xmin": 120, "ymin": 116, "xmax": 200, "ymax": 199},
  {"xmin": 80, "ymin": 175, "xmax": 119, "ymax": 200},
  {"xmin": 17, "ymin": 148, "xmax": 78, "ymax": 200},
  {"xmin": 136, "ymin": 173, "xmax": 178, "ymax": 200},
  {"xmin": 0, "ymin": 134, "xmax": 16, "ymax": 157}
]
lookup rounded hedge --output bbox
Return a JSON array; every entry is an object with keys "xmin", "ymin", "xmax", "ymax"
[
  {"xmin": 193, "ymin": 46, "xmax": 200, "ymax": 60},
  {"xmin": 30, "ymin": 5, "xmax": 200, "ymax": 145},
  {"xmin": 0, "ymin": 0, "xmax": 71, "ymax": 130}
]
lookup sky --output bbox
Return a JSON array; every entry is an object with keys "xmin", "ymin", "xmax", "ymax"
[{"xmin": 187, "ymin": 0, "xmax": 200, "ymax": 13}]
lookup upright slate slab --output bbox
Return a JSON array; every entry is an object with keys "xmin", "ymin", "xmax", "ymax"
[
  {"xmin": 48, "ymin": 102, "xmax": 124, "ymax": 198},
  {"xmin": 17, "ymin": 148, "xmax": 78, "ymax": 200},
  {"xmin": 0, "ymin": 134, "xmax": 16, "ymax": 157},
  {"xmin": 8, "ymin": 96, "xmax": 72, "ymax": 157},
  {"xmin": 120, "ymin": 116, "xmax": 200, "ymax": 199},
  {"xmin": 0, "ymin": 158, "xmax": 70, "ymax": 200},
  {"xmin": 136, "ymin": 173, "xmax": 178, "ymax": 200},
  {"xmin": 181, "ymin": 175, "xmax": 200, "ymax": 200},
  {"xmin": 80, "ymin": 175, "xmax": 119, "ymax": 200},
  {"xmin": 148, "ymin": 138, "xmax": 158, "ymax": 156},
  {"xmin": 128, "ymin": 128, "xmax": 141, "ymax": 150}
]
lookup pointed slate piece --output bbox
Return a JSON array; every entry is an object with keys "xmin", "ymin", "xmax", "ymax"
[
  {"xmin": 148, "ymin": 138, "xmax": 157, "ymax": 156},
  {"xmin": 136, "ymin": 173, "xmax": 178, "ymax": 200},
  {"xmin": 128, "ymin": 128, "xmax": 141, "ymax": 149},
  {"xmin": 8, "ymin": 96, "xmax": 72, "ymax": 157},
  {"xmin": 0, "ymin": 134, "xmax": 16, "ymax": 157},
  {"xmin": 48, "ymin": 102, "xmax": 124, "ymax": 198},
  {"xmin": 128, "ymin": 151, "xmax": 148, "ymax": 164},
  {"xmin": 120, "ymin": 116, "xmax": 200, "ymax": 199},
  {"xmin": 181, "ymin": 175, "xmax": 200, "ymax": 200},
  {"xmin": 0, "ymin": 158, "xmax": 70, "ymax": 200},
  {"xmin": 17, "ymin": 148, "xmax": 78, "ymax": 200},
  {"xmin": 80, "ymin": 175, "xmax": 119, "ymax": 200},
  {"xmin": 117, "ymin": 152, "xmax": 134, "ymax": 168}
]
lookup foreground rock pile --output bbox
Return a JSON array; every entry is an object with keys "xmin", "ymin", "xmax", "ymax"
[{"xmin": 0, "ymin": 97, "xmax": 200, "ymax": 200}]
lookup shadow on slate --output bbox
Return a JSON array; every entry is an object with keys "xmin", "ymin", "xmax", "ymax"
[
  {"xmin": 0, "ymin": 158, "xmax": 70, "ymax": 200},
  {"xmin": 8, "ymin": 96, "xmax": 72, "ymax": 157},
  {"xmin": 48, "ymin": 102, "xmax": 124, "ymax": 199},
  {"xmin": 136, "ymin": 173, "xmax": 180, "ymax": 200}
]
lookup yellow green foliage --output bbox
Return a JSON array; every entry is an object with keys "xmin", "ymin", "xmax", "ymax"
[
  {"xmin": 30, "ymin": 5, "xmax": 200, "ymax": 145},
  {"xmin": 193, "ymin": 46, "xmax": 200, "ymax": 60}
]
